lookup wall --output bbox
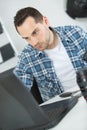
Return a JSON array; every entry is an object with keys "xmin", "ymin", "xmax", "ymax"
[{"xmin": 0, "ymin": 0, "xmax": 87, "ymax": 53}]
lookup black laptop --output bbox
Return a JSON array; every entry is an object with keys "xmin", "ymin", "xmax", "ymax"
[{"xmin": 0, "ymin": 68, "xmax": 78, "ymax": 130}]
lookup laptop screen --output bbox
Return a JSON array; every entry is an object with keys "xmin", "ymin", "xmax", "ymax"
[{"xmin": 0, "ymin": 68, "xmax": 49, "ymax": 130}]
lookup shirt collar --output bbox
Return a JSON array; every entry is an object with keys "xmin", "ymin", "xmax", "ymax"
[{"xmin": 27, "ymin": 44, "xmax": 45, "ymax": 57}]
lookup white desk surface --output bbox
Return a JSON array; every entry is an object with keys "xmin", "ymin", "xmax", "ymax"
[{"xmin": 42, "ymin": 95, "xmax": 87, "ymax": 130}]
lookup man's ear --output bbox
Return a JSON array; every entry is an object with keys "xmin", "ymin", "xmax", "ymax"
[{"xmin": 43, "ymin": 16, "xmax": 50, "ymax": 26}]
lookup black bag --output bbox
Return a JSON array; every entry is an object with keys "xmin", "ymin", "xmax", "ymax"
[{"xmin": 66, "ymin": 0, "xmax": 87, "ymax": 19}]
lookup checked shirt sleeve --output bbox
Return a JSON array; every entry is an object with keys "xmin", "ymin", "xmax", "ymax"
[{"xmin": 13, "ymin": 53, "xmax": 34, "ymax": 90}]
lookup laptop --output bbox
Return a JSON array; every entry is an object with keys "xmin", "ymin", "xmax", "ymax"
[{"xmin": 0, "ymin": 68, "xmax": 78, "ymax": 130}]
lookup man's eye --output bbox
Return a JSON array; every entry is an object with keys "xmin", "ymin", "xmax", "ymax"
[
  {"xmin": 24, "ymin": 37, "xmax": 30, "ymax": 41},
  {"xmin": 25, "ymin": 37, "xmax": 28, "ymax": 40},
  {"xmin": 33, "ymin": 31, "xmax": 38, "ymax": 35}
]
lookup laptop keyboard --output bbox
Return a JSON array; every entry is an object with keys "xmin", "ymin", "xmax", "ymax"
[
  {"xmin": 41, "ymin": 96, "xmax": 78, "ymax": 121},
  {"xmin": 17, "ymin": 97, "xmax": 78, "ymax": 130},
  {"xmin": 45, "ymin": 106, "xmax": 64, "ymax": 120}
]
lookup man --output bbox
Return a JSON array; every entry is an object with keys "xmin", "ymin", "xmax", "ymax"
[{"xmin": 14, "ymin": 7, "xmax": 87, "ymax": 102}]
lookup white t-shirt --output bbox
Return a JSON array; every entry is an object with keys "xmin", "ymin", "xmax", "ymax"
[{"xmin": 44, "ymin": 37, "xmax": 79, "ymax": 92}]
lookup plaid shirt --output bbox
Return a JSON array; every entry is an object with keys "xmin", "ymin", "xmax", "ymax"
[{"xmin": 14, "ymin": 25, "xmax": 87, "ymax": 102}]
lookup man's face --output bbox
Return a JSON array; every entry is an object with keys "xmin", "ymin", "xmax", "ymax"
[{"xmin": 17, "ymin": 16, "xmax": 51, "ymax": 51}]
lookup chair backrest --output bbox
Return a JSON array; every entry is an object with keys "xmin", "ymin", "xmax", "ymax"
[{"xmin": 31, "ymin": 79, "xmax": 43, "ymax": 104}]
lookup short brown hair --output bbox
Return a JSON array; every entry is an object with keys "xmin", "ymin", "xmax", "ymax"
[{"xmin": 14, "ymin": 7, "xmax": 43, "ymax": 31}]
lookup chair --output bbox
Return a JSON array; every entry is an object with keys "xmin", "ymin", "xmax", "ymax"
[{"xmin": 31, "ymin": 79, "xmax": 43, "ymax": 104}]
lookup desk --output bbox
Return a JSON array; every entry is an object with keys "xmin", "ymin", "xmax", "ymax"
[{"xmin": 43, "ymin": 96, "xmax": 87, "ymax": 130}]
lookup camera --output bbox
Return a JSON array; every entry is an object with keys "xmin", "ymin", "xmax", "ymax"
[{"xmin": 76, "ymin": 68, "xmax": 87, "ymax": 101}]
